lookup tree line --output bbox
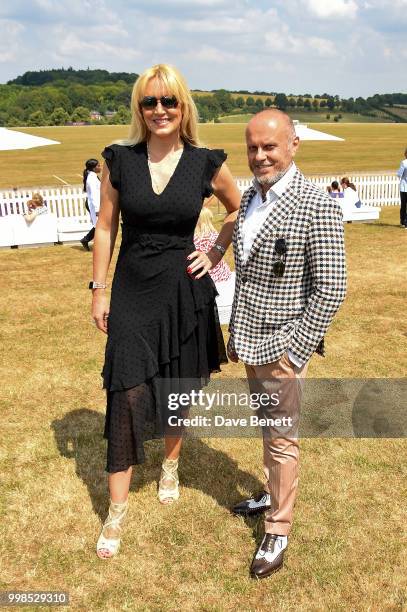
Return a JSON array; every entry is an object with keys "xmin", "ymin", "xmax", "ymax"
[{"xmin": 1, "ymin": 68, "xmax": 406, "ymax": 127}]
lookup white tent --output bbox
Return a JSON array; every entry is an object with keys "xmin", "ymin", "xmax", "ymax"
[
  {"xmin": 0, "ymin": 127, "xmax": 60, "ymax": 151},
  {"xmin": 293, "ymin": 120, "xmax": 344, "ymax": 141}
]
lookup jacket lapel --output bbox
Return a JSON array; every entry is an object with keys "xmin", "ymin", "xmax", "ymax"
[
  {"xmin": 245, "ymin": 170, "xmax": 304, "ymax": 264},
  {"xmin": 234, "ymin": 185, "xmax": 256, "ymax": 264}
]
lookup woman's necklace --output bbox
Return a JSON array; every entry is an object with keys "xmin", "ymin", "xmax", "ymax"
[{"xmin": 147, "ymin": 142, "xmax": 184, "ymax": 195}]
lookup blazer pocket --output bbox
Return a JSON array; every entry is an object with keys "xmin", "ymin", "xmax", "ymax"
[{"xmin": 265, "ymin": 299, "xmax": 305, "ymax": 317}]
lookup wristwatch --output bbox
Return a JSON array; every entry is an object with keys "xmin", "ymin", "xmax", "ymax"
[
  {"xmin": 212, "ymin": 243, "xmax": 226, "ymax": 255},
  {"xmin": 88, "ymin": 281, "xmax": 107, "ymax": 289}
]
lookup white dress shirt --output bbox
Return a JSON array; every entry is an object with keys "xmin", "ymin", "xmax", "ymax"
[
  {"xmin": 397, "ymin": 159, "xmax": 407, "ymax": 192},
  {"xmin": 86, "ymin": 171, "xmax": 101, "ymax": 226},
  {"xmin": 241, "ymin": 162, "xmax": 304, "ymax": 367},
  {"xmin": 242, "ymin": 162, "xmax": 297, "ymax": 262}
]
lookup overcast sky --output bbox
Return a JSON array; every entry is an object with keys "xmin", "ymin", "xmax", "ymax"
[{"xmin": 0, "ymin": 0, "xmax": 406, "ymax": 97}]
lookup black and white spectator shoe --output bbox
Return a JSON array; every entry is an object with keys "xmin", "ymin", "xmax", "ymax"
[
  {"xmin": 232, "ymin": 491, "xmax": 271, "ymax": 516},
  {"xmin": 250, "ymin": 534, "xmax": 288, "ymax": 578}
]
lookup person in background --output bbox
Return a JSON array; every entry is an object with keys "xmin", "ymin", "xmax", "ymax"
[
  {"xmin": 194, "ymin": 205, "xmax": 233, "ymax": 282},
  {"xmin": 194, "ymin": 205, "xmax": 236, "ymax": 324},
  {"xmin": 23, "ymin": 193, "xmax": 48, "ymax": 223},
  {"xmin": 329, "ymin": 180, "xmax": 343, "ymax": 198},
  {"xmin": 80, "ymin": 158, "xmax": 101, "ymax": 250},
  {"xmin": 396, "ymin": 147, "xmax": 407, "ymax": 228},
  {"xmin": 341, "ymin": 176, "xmax": 361, "ymax": 208}
]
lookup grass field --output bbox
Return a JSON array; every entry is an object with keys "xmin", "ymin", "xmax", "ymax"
[
  {"xmin": 1, "ymin": 206, "xmax": 406, "ymax": 610},
  {"xmin": 1, "ymin": 123, "xmax": 407, "ymax": 189},
  {"xmin": 219, "ymin": 112, "xmax": 392, "ymax": 124}
]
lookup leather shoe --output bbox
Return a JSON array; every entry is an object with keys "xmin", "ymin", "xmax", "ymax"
[
  {"xmin": 80, "ymin": 238, "xmax": 90, "ymax": 251},
  {"xmin": 250, "ymin": 534, "xmax": 287, "ymax": 579},
  {"xmin": 232, "ymin": 491, "xmax": 271, "ymax": 516}
]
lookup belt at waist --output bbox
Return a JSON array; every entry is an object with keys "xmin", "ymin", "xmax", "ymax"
[{"xmin": 121, "ymin": 224, "xmax": 194, "ymax": 250}]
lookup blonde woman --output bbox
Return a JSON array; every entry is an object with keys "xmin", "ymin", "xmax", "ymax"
[
  {"xmin": 194, "ymin": 206, "xmax": 236, "ymax": 324},
  {"xmin": 91, "ymin": 64, "xmax": 240, "ymax": 558},
  {"xmin": 23, "ymin": 193, "xmax": 48, "ymax": 223}
]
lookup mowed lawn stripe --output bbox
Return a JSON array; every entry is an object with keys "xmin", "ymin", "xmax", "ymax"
[{"xmin": 1, "ymin": 123, "xmax": 407, "ymax": 188}]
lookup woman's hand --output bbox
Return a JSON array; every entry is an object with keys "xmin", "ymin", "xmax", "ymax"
[
  {"xmin": 186, "ymin": 248, "xmax": 222, "ymax": 280},
  {"xmin": 92, "ymin": 290, "xmax": 109, "ymax": 333}
]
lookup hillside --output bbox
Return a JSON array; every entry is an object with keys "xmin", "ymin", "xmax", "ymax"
[{"xmin": 1, "ymin": 69, "xmax": 406, "ymax": 127}]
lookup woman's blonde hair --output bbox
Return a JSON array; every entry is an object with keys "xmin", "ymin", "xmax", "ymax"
[
  {"xmin": 195, "ymin": 206, "xmax": 217, "ymax": 236},
  {"xmin": 31, "ymin": 193, "xmax": 44, "ymax": 207},
  {"xmin": 116, "ymin": 64, "xmax": 200, "ymax": 147}
]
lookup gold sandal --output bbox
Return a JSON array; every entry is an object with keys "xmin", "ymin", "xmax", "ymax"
[
  {"xmin": 96, "ymin": 498, "xmax": 128, "ymax": 559},
  {"xmin": 158, "ymin": 458, "xmax": 180, "ymax": 504}
]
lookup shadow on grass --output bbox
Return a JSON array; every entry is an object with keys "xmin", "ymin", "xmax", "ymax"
[
  {"xmin": 371, "ymin": 222, "xmax": 404, "ymax": 228},
  {"xmin": 51, "ymin": 408, "xmax": 263, "ymax": 527}
]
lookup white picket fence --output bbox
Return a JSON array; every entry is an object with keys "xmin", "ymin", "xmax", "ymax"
[
  {"xmin": 236, "ymin": 173, "xmax": 400, "ymax": 207},
  {"xmin": 0, "ymin": 173, "xmax": 400, "ymax": 247},
  {"xmin": 0, "ymin": 185, "xmax": 91, "ymax": 244}
]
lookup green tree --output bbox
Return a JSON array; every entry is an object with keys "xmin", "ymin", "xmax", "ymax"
[
  {"xmin": 274, "ymin": 93, "xmax": 288, "ymax": 110},
  {"xmin": 264, "ymin": 97, "xmax": 272, "ymax": 107},
  {"xmin": 7, "ymin": 105, "xmax": 25, "ymax": 122},
  {"xmin": 304, "ymin": 99, "xmax": 311, "ymax": 111},
  {"xmin": 0, "ymin": 111, "xmax": 8, "ymax": 126},
  {"xmin": 193, "ymin": 95, "xmax": 221, "ymax": 121},
  {"xmin": 312, "ymin": 99, "xmax": 319, "ymax": 112},
  {"xmin": 113, "ymin": 105, "xmax": 131, "ymax": 124},
  {"xmin": 296, "ymin": 96, "xmax": 304, "ymax": 108},
  {"xmin": 71, "ymin": 106, "xmax": 90, "ymax": 122},
  {"xmin": 235, "ymin": 96, "xmax": 245, "ymax": 108},
  {"xmin": 213, "ymin": 89, "xmax": 234, "ymax": 114},
  {"xmin": 28, "ymin": 110, "xmax": 46, "ymax": 126},
  {"xmin": 327, "ymin": 97, "xmax": 335, "ymax": 111},
  {"xmin": 196, "ymin": 104, "xmax": 210, "ymax": 123},
  {"xmin": 6, "ymin": 116, "xmax": 21, "ymax": 127},
  {"xmin": 246, "ymin": 96, "xmax": 255, "ymax": 107},
  {"xmin": 50, "ymin": 107, "xmax": 70, "ymax": 125},
  {"xmin": 255, "ymin": 98, "xmax": 264, "ymax": 110}
]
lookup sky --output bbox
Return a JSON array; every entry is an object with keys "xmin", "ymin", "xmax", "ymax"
[{"xmin": 0, "ymin": 0, "xmax": 406, "ymax": 97}]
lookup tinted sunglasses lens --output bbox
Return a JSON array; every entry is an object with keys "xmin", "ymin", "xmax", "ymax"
[
  {"xmin": 161, "ymin": 96, "xmax": 178, "ymax": 108},
  {"xmin": 140, "ymin": 96, "xmax": 178, "ymax": 109},
  {"xmin": 275, "ymin": 238, "xmax": 286, "ymax": 255},
  {"xmin": 273, "ymin": 261, "xmax": 285, "ymax": 277},
  {"xmin": 140, "ymin": 96, "xmax": 157, "ymax": 109}
]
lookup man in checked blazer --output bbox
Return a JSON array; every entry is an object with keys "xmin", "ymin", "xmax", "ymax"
[{"xmin": 228, "ymin": 109, "xmax": 347, "ymax": 579}]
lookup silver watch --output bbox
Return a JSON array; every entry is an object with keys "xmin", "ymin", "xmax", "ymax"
[
  {"xmin": 89, "ymin": 281, "xmax": 107, "ymax": 289},
  {"xmin": 212, "ymin": 243, "xmax": 226, "ymax": 255}
]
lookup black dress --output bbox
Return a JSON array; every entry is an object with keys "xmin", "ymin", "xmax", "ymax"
[{"xmin": 101, "ymin": 141, "xmax": 227, "ymax": 472}]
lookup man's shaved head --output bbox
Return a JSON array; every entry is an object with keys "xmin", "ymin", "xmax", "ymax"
[
  {"xmin": 246, "ymin": 109, "xmax": 296, "ymax": 140},
  {"xmin": 245, "ymin": 109, "xmax": 300, "ymax": 191}
]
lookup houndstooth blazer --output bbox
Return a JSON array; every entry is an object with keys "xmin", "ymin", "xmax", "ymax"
[{"xmin": 229, "ymin": 169, "xmax": 347, "ymax": 365}]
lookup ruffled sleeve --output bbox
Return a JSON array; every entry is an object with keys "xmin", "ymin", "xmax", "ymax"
[
  {"xmin": 202, "ymin": 148, "xmax": 227, "ymax": 198},
  {"xmin": 101, "ymin": 145, "xmax": 121, "ymax": 191}
]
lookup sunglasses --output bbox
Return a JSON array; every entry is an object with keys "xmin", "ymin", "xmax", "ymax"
[
  {"xmin": 140, "ymin": 95, "xmax": 178, "ymax": 110},
  {"xmin": 273, "ymin": 238, "xmax": 287, "ymax": 277}
]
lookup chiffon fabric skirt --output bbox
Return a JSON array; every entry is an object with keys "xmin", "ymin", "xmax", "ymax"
[{"xmin": 102, "ymin": 227, "xmax": 227, "ymax": 472}]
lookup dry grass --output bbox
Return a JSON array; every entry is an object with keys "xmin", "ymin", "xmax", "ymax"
[
  {"xmin": 1, "ymin": 207, "xmax": 406, "ymax": 610},
  {"xmin": 1, "ymin": 123, "xmax": 407, "ymax": 188}
]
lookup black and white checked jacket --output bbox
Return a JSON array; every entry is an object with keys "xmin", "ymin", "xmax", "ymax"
[{"xmin": 229, "ymin": 170, "xmax": 347, "ymax": 365}]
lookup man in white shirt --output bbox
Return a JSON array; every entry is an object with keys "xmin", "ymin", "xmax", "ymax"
[
  {"xmin": 396, "ymin": 148, "xmax": 407, "ymax": 228},
  {"xmin": 228, "ymin": 109, "xmax": 346, "ymax": 579}
]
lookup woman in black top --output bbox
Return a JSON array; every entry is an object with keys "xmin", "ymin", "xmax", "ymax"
[{"xmin": 91, "ymin": 64, "xmax": 240, "ymax": 558}]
